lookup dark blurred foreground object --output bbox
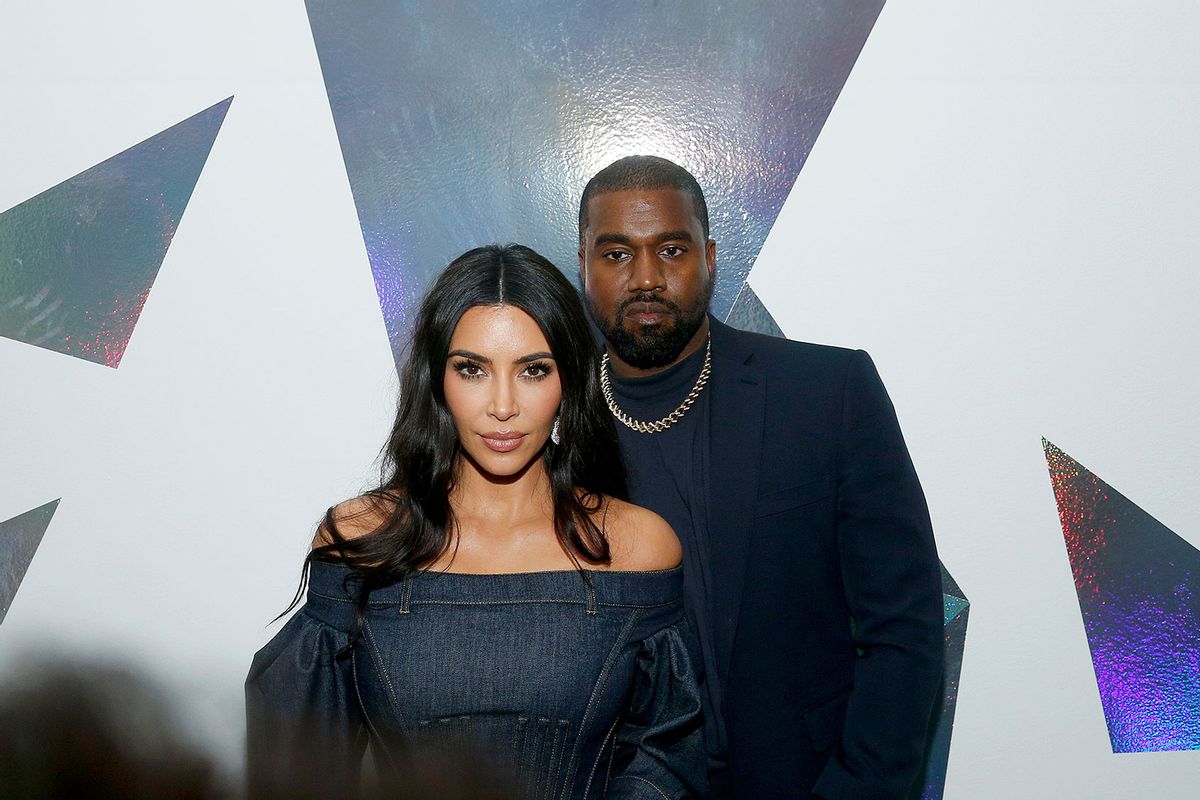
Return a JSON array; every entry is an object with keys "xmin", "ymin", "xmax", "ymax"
[
  {"xmin": 0, "ymin": 658, "xmax": 218, "ymax": 800},
  {"xmin": 0, "ymin": 656, "xmax": 514, "ymax": 800}
]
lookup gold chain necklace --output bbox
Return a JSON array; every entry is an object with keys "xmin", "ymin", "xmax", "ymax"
[{"xmin": 600, "ymin": 335, "xmax": 712, "ymax": 434}]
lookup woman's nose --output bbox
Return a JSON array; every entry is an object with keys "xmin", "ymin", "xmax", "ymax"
[{"xmin": 488, "ymin": 378, "xmax": 517, "ymax": 421}]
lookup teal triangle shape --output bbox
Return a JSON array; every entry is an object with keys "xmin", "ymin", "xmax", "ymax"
[
  {"xmin": 943, "ymin": 593, "xmax": 969, "ymax": 624},
  {"xmin": 0, "ymin": 499, "xmax": 60, "ymax": 624},
  {"xmin": 0, "ymin": 97, "xmax": 232, "ymax": 367},
  {"xmin": 919, "ymin": 561, "xmax": 970, "ymax": 799}
]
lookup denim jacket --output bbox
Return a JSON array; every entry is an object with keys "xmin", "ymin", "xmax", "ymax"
[{"xmin": 246, "ymin": 561, "xmax": 707, "ymax": 799}]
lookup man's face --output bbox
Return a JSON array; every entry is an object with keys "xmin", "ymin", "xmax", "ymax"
[{"xmin": 579, "ymin": 188, "xmax": 715, "ymax": 371}]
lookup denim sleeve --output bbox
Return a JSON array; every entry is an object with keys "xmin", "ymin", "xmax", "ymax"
[
  {"xmin": 608, "ymin": 619, "xmax": 708, "ymax": 799},
  {"xmin": 245, "ymin": 610, "xmax": 367, "ymax": 799}
]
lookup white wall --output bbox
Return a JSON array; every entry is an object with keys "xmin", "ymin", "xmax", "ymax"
[
  {"xmin": 750, "ymin": 2, "xmax": 1200, "ymax": 796},
  {"xmin": 1, "ymin": 1, "xmax": 1197, "ymax": 795},
  {"xmin": 0, "ymin": 1, "xmax": 398, "ymax": 770}
]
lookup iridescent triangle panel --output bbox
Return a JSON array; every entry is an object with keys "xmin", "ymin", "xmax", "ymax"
[
  {"xmin": 305, "ymin": 0, "xmax": 883, "ymax": 365},
  {"xmin": 0, "ymin": 499, "xmax": 60, "ymax": 624},
  {"xmin": 918, "ymin": 562, "xmax": 969, "ymax": 799},
  {"xmin": 726, "ymin": 284, "xmax": 785, "ymax": 338},
  {"xmin": 1044, "ymin": 439, "xmax": 1200, "ymax": 752},
  {"xmin": 0, "ymin": 98, "xmax": 231, "ymax": 367}
]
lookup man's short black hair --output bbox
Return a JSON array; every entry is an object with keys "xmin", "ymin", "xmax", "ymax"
[{"xmin": 578, "ymin": 155, "xmax": 710, "ymax": 247}]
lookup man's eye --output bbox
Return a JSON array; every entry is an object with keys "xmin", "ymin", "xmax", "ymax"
[
  {"xmin": 603, "ymin": 251, "xmax": 631, "ymax": 263},
  {"xmin": 661, "ymin": 246, "xmax": 684, "ymax": 258}
]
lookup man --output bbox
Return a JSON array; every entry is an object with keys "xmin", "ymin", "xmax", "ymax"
[{"xmin": 578, "ymin": 155, "xmax": 944, "ymax": 799}]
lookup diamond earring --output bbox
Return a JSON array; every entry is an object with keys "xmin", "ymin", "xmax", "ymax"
[{"xmin": 550, "ymin": 415, "xmax": 561, "ymax": 445}]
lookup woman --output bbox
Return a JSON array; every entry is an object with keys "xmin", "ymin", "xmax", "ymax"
[{"xmin": 246, "ymin": 245, "xmax": 706, "ymax": 799}]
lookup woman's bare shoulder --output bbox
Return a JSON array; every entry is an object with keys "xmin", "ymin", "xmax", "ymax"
[
  {"xmin": 597, "ymin": 497, "xmax": 682, "ymax": 572},
  {"xmin": 311, "ymin": 494, "xmax": 396, "ymax": 549}
]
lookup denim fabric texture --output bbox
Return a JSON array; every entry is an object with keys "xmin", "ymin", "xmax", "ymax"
[{"xmin": 246, "ymin": 561, "xmax": 707, "ymax": 799}]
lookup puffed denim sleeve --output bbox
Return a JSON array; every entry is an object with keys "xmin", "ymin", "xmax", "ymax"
[
  {"xmin": 245, "ymin": 610, "xmax": 366, "ymax": 799},
  {"xmin": 608, "ymin": 620, "xmax": 708, "ymax": 799}
]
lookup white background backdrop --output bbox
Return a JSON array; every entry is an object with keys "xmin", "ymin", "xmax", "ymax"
[{"xmin": 1, "ymin": 2, "xmax": 1197, "ymax": 796}]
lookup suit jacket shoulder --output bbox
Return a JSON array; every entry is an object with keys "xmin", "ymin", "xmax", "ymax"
[
  {"xmin": 711, "ymin": 317, "xmax": 862, "ymax": 400},
  {"xmin": 713, "ymin": 314, "xmax": 854, "ymax": 359}
]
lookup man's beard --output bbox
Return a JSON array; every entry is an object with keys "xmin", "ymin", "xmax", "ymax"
[{"xmin": 590, "ymin": 290, "xmax": 711, "ymax": 370}]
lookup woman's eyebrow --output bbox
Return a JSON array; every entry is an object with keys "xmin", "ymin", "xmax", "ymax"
[
  {"xmin": 447, "ymin": 349, "xmax": 489, "ymax": 363},
  {"xmin": 447, "ymin": 350, "xmax": 554, "ymax": 364},
  {"xmin": 515, "ymin": 352, "xmax": 554, "ymax": 364}
]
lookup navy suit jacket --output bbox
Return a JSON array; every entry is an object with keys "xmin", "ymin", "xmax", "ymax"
[{"xmin": 701, "ymin": 317, "xmax": 943, "ymax": 799}]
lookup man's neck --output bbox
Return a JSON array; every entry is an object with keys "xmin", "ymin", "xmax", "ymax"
[{"xmin": 606, "ymin": 316, "xmax": 711, "ymax": 379}]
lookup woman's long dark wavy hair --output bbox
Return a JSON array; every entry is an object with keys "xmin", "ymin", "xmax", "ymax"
[{"xmin": 288, "ymin": 244, "xmax": 627, "ymax": 647}]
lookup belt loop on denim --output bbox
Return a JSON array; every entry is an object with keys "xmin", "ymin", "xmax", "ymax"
[
  {"xmin": 585, "ymin": 579, "xmax": 597, "ymax": 616},
  {"xmin": 399, "ymin": 579, "xmax": 413, "ymax": 614}
]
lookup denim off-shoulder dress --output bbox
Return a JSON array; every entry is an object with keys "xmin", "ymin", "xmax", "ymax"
[{"xmin": 246, "ymin": 560, "xmax": 707, "ymax": 799}]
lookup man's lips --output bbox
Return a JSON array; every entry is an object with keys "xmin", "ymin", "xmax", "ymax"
[
  {"xmin": 479, "ymin": 431, "xmax": 526, "ymax": 452},
  {"xmin": 623, "ymin": 301, "xmax": 671, "ymax": 325}
]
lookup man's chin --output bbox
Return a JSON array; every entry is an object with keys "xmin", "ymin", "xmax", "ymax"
[
  {"xmin": 611, "ymin": 334, "xmax": 688, "ymax": 370},
  {"xmin": 623, "ymin": 329, "xmax": 679, "ymax": 354},
  {"xmin": 622, "ymin": 322, "xmax": 672, "ymax": 341},
  {"xmin": 598, "ymin": 310, "xmax": 705, "ymax": 370}
]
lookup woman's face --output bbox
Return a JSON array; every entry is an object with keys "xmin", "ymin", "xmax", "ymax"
[{"xmin": 443, "ymin": 304, "xmax": 562, "ymax": 479}]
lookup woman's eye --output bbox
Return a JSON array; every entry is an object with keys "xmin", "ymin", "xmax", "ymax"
[
  {"xmin": 454, "ymin": 361, "xmax": 485, "ymax": 379},
  {"xmin": 522, "ymin": 362, "xmax": 554, "ymax": 380}
]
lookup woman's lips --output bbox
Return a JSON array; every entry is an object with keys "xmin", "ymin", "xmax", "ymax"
[{"xmin": 480, "ymin": 432, "xmax": 526, "ymax": 452}]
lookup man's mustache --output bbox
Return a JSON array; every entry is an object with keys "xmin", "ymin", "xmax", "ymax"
[{"xmin": 615, "ymin": 293, "xmax": 684, "ymax": 319}]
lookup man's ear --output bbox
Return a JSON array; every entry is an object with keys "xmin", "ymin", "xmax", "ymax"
[
  {"xmin": 578, "ymin": 249, "xmax": 586, "ymax": 286},
  {"xmin": 706, "ymin": 238, "xmax": 717, "ymax": 281}
]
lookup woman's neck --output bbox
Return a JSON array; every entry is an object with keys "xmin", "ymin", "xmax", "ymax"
[{"xmin": 449, "ymin": 454, "xmax": 554, "ymax": 527}]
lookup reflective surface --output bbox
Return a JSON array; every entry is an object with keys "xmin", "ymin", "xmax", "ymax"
[
  {"xmin": 0, "ymin": 499, "xmax": 59, "ymax": 625},
  {"xmin": 1045, "ymin": 439, "xmax": 1200, "ymax": 752},
  {"xmin": 305, "ymin": 0, "xmax": 883, "ymax": 365},
  {"xmin": 0, "ymin": 98, "xmax": 231, "ymax": 367},
  {"xmin": 726, "ymin": 284, "xmax": 785, "ymax": 338},
  {"xmin": 919, "ymin": 564, "xmax": 970, "ymax": 800}
]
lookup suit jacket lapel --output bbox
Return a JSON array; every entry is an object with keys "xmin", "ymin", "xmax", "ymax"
[{"xmin": 706, "ymin": 318, "xmax": 764, "ymax": 681}]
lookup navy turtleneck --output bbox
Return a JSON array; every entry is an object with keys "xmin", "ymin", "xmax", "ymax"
[{"xmin": 608, "ymin": 341, "xmax": 730, "ymax": 786}]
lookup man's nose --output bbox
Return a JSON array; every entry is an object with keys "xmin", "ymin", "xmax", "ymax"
[{"xmin": 626, "ymin": 250, "xmax": 665, "ymax": 292}]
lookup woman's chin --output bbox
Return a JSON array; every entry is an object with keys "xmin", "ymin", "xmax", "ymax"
[{"xmin": 460, "ymin": 442, "xmax": 547, "ymax": 481}]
